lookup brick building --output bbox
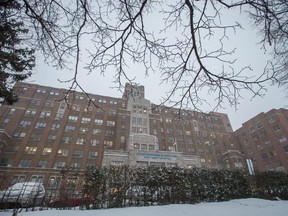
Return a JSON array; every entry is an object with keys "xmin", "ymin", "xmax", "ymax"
[
  {"xmin": 0, "ymin": 82, "xmax": 245, "ymax": 193},
  {"xmin": 234, "ymin": 108, "xmax": 288, "ymax": 173}
]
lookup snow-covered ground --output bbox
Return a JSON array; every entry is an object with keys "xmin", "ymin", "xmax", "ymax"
[{"xmin": 1, "ymin": 198, "xmax": 288, "ymax": 216}]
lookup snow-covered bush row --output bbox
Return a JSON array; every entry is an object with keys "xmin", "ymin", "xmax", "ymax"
[
  {"xmin": 252, "ymin": 171, "xmax": 288, "ymax": 200},
  {"xmin": 83, "ymin": 166, "xmax": 253, "ymax": 208}
]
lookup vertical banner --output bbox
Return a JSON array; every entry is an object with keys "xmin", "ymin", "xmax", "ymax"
[{"xmin": 246, "ymin": 159, "xmax": 255, "ymax": 175}]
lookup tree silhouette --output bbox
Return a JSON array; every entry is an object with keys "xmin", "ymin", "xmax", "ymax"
[
  {"xmin": 1, "ymin": 0, "xmax": 287, "ymax": 110},
  {"xmin": 0, "ymin": 0, "xmax": 35, "ymax": 104}
]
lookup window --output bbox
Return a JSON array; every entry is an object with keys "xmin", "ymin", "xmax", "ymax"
[
  {"xmin": 57, "ymin": 149, "xmax": 68, "ymax": 156},
  {"xmin": 19, "ymin": 120, "xmax": 31, "ymax": 127},
  {"xmin": 166, "ymin": 118, "xmax": 172, "ymax": 124},
  {"xmin": 264, "ymin": 140, "xmax": 272, "ymax": 146},
  {"xmin": 24, "ymin": 146, "xmax": 37, "ymax": 154},
  {"xmin": 272, "ymin": 125, "xmax": 281, "ymax": 132},
  {"xmin": 35, "ymin": 122, "xmax": 47, "ymax": 129},
  {"xmin": 44, "ymin": 101, "xmax": 54, "ymax": 108},
  {"xmin": 260, "ymin": 131, "xmax": 268, "ymax": 137},
  {"xmin": 51, "ymin": 123, "xmax": 60, "ymax": 130},
  {"xmin": 30, "ymin": 176, "xmax": 44, "ymax": 183},
  {"xmin": 61, "ymin": 136, "xmax": 72, "ymax": 143},
  {"xmin": 249, "ymin": 126, "xmax": 255, "ymax": 133},
  {"xmin": 48, "ymin": 134, "xmax": 56, "ymax": 141},
  {"xmin": 65, "ymin": 125, "xmax": 76, "ymax": 131},
  {"xmin": 26, "ymin": 133, "xmax": 38, "ymax": 143},
  {"xmin": 93, "ymin": 128, "xmax": 102, "ymax": 135},
  {"xmin": 167, "ymin": 128, "xmax": 173, "ymax": 134},
  {"xmin": 187, "ymin": 138, "xmax": 193, "ymax": 145},
  {"xmin": 267, "ymin": 115, "xmax": 276, "ymax": 123},
  {"xmin": 185, "ymin": 130, "xmax": 191, "ymax": 135},
  {"xmin": 48, "ymin": 176, "xmax": 61, "ymax": 188},
  {"xmin": 13, "ymin": 132, "xmax": 26, "ymax": 138},
  {"xmin": 54, "ymin": 161, "xmax": 65, "ymax": 169},
  {"xmin": 104, "ymin": 140, "xmax": 113, "ymax": 148},
  {"xmin": 110, "ymin": 100, "xmax": 118, "ymax": 105},
  {"xmin": 202, "ymin": 131, "xmax": 208, "ymax": 137},
  {"xmin": 42, "ymin": 148, "xmax": 52, "ymax": 155},
  {"xmin": 81, "ymin": 117, "xmax": 91, "ymax": 123},
  {"xmin": 49, "ymin": 91, "xmax": 59, "ymax": 96},
  {"xmin": 261, "ymin": 153, "xmax": 268, "ymax": 159},
  {"xmin": 76, "ymin": 138, "xmax": 85, "ymax": 145},
  {"xmin": 79, "ymin": 127, "xmax": 88, "ymax": 133},
  {"xmin": 36, "ymin": 89, "xmax": 46, "ymax": 94},
  {"xmin": 55, "ymin": 113, "xmax": 64, "ymax": 119},
  {"xmin": 40, "ymin": 111, "xmax": 51, "ymax": 118},
  {"xmin": 88, "ymin": 151, "xmax": 98, "ymax": 159},
  {"xmin": 71, "ymin": 162, "xmax": 81, "ymax": 169},
  {"xmin": 99, "ymin": 98, "xmax": 106, "ymax": 103},
  {"xmin": 107, "ymin": 120, "xmax": 115, "ymax": 126},
  {"xmin": 95, "ymin": 119, "xmax": 103, "ymax": 125},
  {"xmin": 91, "ymin": 139, "xmax": 100, "ymax": 146},
  {"xmin": 0, "ymin": 158, "xmax": 13, "ymax": 167},
  {"xmin": 134, "ymin": 143, "xmax": 140, "ymax": 149},
  {"xmin": 284, "ymin": 146, "xmax": 288, "ymax": 153},
  {"xmin": 72, "ymin": 105, "xmax": 81, "ymax": 111},
  {"xmin": 108, "ymin": 110, "xmax": 116, "ymax": 115},
  {"xmin": 19, "ymin": 160, "xmax": 32, "ymax": 167},
  {"xmin": 31, "ymin": 99, "xmax": 41, "ymax": 105},
  {"xmin": 74, "ymin": 95, "xmax": 84, "ymax": 100},
  {"xmin": 68, "ymin": 116, "xmax": 78, "ymax": 122},
  {"xmin": 120, "ymin": 136, "xmax": 125, "ymax": 143},
  {"xmin": 256, "ymin": 122, "xmax": 263, "ymax": 129},
  {"xmin": 279, "ymin": 135, "xmax": 287, "ymax": 143},
  {"xmin": 105, "ymin": 130, "xmax": 114, "ymax": 137},
  {"xmin": 2, "ymin": 118, "xmax": 9, "ymax": 126},
  {"xmin": 9, "ymin": 108, "xmax": 16, "ymax": 114},
  {"xmin": 73, "ymin": 150, "xmax": 83, "ymax": 158},
  {"xmin": 38, "ymin": 160, "xmax": 48, "ymax": 168},
  {"xmin": 253, "ymin": 134, "xmax": 260, "ymax": 141}
]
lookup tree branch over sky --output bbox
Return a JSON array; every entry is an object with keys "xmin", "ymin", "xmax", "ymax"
[{"xmin": 0, "ymin": 0, "xmax": 286, "ymax": 110}]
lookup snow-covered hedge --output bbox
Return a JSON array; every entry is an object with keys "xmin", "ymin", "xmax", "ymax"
[
  {"xmin": 252, "ymin": 171, "xmax": 288, "ymax": 200},
  {"xmin": 83, "ymin": 166, "xmax": 252, "ymax": 208}
]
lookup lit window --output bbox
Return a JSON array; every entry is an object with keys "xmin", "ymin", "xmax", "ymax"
[
  {"xmin": 40, "ymin": 111, "xmax": 51, "ymax": 118},
  {"xmin": 81, "ymin": 117, "xmax": 91, "ymax": 123},
  {"xmin": 76, "ymin": 138, "xmax": 85, "ymax": 145},
  {"xmin": 57, "ymin": 149, "xmax": 68, "ymax": 156},
  {"xmin": 42, "ymin": 148, "xmax": 52, "ymax": 155},
  {"xmin": 91, "ymin": 139, "xmax": 100, "ymax": 146},
  {"xmin": 107, "ymin": 120, "xmax": 115, "ymax": 126},
  {"xmin": 95, "ymin": 119, "xmax": 103, "ymax": 125},
  {"xmin": 13, "ymin": 132, "xmax": 26, "ymax": 138},
  {"xmin": 24, "ymin": 146, "xmax": 37, "ymax": 154},
  {"xmin": 68, "ymin": 116, "xmax": 78, "ymax": 122}
]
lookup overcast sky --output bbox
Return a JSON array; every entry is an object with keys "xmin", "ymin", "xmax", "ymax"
[{"xmin": 28, "ymin": 3, "xmax": 287, "ymax": 131}]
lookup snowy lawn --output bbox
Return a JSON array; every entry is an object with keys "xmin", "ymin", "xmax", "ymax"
[{"xmin": 1, "ymin": 198, "xmax": 288, "ymax": 216}]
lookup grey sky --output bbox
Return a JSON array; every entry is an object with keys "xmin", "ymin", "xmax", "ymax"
[{"xmin": 28, "ymin": 3, "xmax": 287, "ymax": 131}]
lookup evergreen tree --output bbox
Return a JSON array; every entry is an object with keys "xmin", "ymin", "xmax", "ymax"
[{"xmin": 0, "ymin": 0, "xmax": 35, "ymax": 104}]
